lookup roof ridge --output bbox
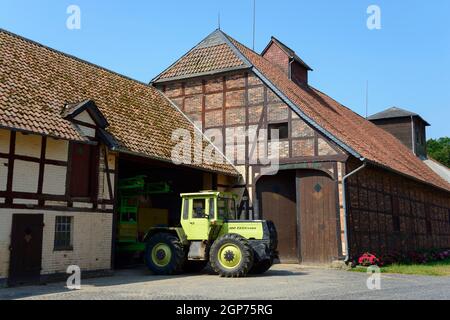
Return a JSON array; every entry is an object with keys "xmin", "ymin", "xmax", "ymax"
[
  {"xmin": 0, "ymin": 28, "xmax": 151, "ymax": 88},
  {"xmin": 269, "ymin": 36, "xmax": 295, "ymax": 57},
  {"xmin": 222, "ymin": 32, "xmax": 450, "ymax": 191},
  {"xmin": 152, "ymin": 29, "xmax": 227, "ymax": 83},
  {"xmin": 260, "ymin": 35, "xmax": 313, "ymax": 71},
  {"xmin": 151, "ymin": 29, "xmax": 251, "ymax": 83},
  {"xmin": 222, "ymin": 32, "xmax": 362, "ymax": 159}
]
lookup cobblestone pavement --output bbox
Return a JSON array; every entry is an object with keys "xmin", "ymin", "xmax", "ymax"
[{"xmin": 1, "ymin": 264, "xmax": 449, "ymax": 300}]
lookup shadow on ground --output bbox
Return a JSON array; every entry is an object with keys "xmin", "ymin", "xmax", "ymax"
[{"xmin": 0, "ymin": 264, "xmax": 307, "ymax": 300}]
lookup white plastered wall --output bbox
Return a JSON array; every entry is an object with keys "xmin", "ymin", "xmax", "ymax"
[{"xmin": 0, "ymin": 209, "xmax": 113, "ymax": 280}]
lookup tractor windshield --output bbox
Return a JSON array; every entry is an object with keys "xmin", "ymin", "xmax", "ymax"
[{"xmin": 217, "ymin": 197, "xmax": 237, "ymax": 221}]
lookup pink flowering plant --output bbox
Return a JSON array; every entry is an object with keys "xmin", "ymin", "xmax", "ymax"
[
  {"xmin": 355, "ymin": 248, "xmax": 450, "ymax": 267},
  {"xmin": 358, "ymin": 253, "xmax": 381, "ymax": 266}
]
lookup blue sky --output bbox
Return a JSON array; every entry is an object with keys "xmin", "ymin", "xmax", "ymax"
[{"xmin": 1, "ymin": 0, "xmax": 449, "ymax": 138}]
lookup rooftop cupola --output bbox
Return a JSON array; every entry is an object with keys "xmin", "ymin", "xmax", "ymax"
[
  {"xmin": 261, "ymin": 36, "xmax": 312, "ymax": 86},
  {"xmin": 368, "ymin": 107, "xmax": 430, "ymax": 159}
]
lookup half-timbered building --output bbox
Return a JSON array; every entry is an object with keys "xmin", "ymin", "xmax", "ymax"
[
  {"xmin": 0, "ymin": 29, "xmax": 237, "ymax": 286},
  {"xmin": 1, "ymin": 28, "xmax": 449, "ymax": 287},
  {"xmin": 152, "ymin": 30, "xmax": 450, "ymax": 264}
]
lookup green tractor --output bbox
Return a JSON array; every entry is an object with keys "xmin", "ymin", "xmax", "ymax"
[{"xmin": 144, "ymin": 191, "xmax": 278, "ymax": 278}]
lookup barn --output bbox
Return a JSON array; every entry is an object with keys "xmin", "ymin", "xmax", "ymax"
[
  {"xmin": 0, "ymin": 28, "xmax": 449, "ymax": 287},
  {"xmin": 0, "ymin": 29, "xmax": 238, "ymax": 286},
  {"xmin": 151, "ymin": 29, "xmax": 450, "ymax": 264}
]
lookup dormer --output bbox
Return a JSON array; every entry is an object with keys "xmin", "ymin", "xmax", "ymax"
[
  {"xmin": 261, "ymin": 36, "xmax": 312, "ymax": 86},
  {"xmin": 61, "ymin": 99, "xmax": 116, "ymax": 145},
  {"xmin": 368, "ymin": 107, "xmax": 430, "ymax": 159}
]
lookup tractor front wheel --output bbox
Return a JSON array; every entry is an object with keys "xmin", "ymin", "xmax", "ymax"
[
  {"xmin": 210, "ymin": 234, "xmax": 254, "ymax": 278},
  {"xmin": 145, "ymin": 233, "xmax": 185, "ymax": 275}
]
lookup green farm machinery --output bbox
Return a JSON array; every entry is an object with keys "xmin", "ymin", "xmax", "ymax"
[
  {"xmin": 116, "ymin": 175, "xmax": 171, "ymax": 255},
  {"xmin": 143, "ymin": 191, "xmax": 278, "ymax": 277}
]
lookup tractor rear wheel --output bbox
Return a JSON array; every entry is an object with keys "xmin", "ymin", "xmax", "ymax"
[
  {"xmin": 210, "ymin": 234, "xmax": 254, "ymax": 278},
  {"xmin": 145, "ymin": 233, "xmax": 185, "ymax": 275}
]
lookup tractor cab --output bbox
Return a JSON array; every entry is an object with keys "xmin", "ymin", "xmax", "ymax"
[{"xmin": 180, "ymin": 191, "xmax": 237, "ymax": 241}]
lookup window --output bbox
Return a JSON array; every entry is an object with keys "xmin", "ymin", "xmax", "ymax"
[
  {"xmin": 54, "ymin": 216, "xmax": 73, "ymax": 251},
  {"xmin": 218, "ymin": 197, "xmax": 237, "ymax": 221},
  {"xmin": 182, "ymin": 199, "xmax": 189, "ymax": 220},
  {"xmin": 268, "ymin": 123, "xmax": 289, "ymax": 141},
  {"xmin": 192, "ymin": 199, "xmax": 206, "ymax": 218},
  {"xmin": 209, "ymin": 198, "xmax": 215, "ymax": 219}
]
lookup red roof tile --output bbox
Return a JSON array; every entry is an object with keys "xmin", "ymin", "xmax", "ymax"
[
  {"xmin": 0, "ymin": 29, "xmax": 237, "ymax": 176},
  {"xmin": 153, "ymin": 30, "xmax": 248, "ymax": 83},
  {"xmin": 225, "ymin": 33, "xmax": 450, "ymax": 191}
]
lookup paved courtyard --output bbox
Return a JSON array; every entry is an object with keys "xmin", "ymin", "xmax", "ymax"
[{"xmin": 1, "ymin": 265, "xmax": 449, "ymax": 300}]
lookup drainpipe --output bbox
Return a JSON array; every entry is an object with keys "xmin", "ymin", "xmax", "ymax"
[
  {"xmin": 288, "ymin": 58, "xmax": 293, "ymax": 80},
  {"xmin": 342, "ymin": 161, "xmax": 367, "ymax": 263}
]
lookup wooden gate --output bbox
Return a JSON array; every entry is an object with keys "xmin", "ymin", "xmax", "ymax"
[
  {"xmin": 9, "ymin": 214, "xmax": 44, "ymax": 286},
  {"xmin": 256, "ymin": 171, "xmax": 298, "ymax": 263},
  {"xmin": 297, "ymin": 170, "xmax": 339, "ymax": 264}
]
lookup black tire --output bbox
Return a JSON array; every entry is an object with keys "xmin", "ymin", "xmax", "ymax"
[
  {"xmin": 250, "ymin": 258, "xmax": 274, "ymax": 275},
  {"xmin": 183, "ymin": 260, "xmax": 208, "ymax": 273},
  {"xmin": 210, "ymin": 234, "xmax": 254, "ymax": 278},
  {"xmin": 144, "ymin": 233, "xmax": 185, "ymax": 275}
]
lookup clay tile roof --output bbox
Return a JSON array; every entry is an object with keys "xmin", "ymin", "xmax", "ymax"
[
  {"xmin": 153, "ymin": 30, "xmax": 249, "ymax": 83},
  {"xmin": 220, "ymin": 31, "xmax": 449, "ymax": 191},
  {"xmin": 0, "ymin": 29, "xmax": 238, "ymax": 176}
]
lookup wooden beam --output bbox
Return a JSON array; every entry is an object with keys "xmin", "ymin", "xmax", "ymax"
[
  {"xmin": 201, "ymin": 80, "xmax": 206, "ymax": 130},
  {"xmin": 0, "ymin": 152, "xmax": 67, "ymax": 166},
  {"xmin": 110, "ymin": 153, "xmax": 120, "ymax": 270},
  {"xmin": 103, "ymin": 146, "xmax": 114, "ymax": 202},
  {"xmin": 65, "ymin": 141, "xmax": 73, "ymax": 208},
  {"xmin": 5, "ymin": 131, "xmax": 16, "ymax": 205},
  {"xmin": 0, "ymin": 203, "xmax": 113, "ymax": 213},
  {"xmin": 70, "ymin": 119, "xmax": 97, "ymax": 129},
  {"xmin": 222, "ymin": 76, "xmax": 227, "ymax": 152},
  {"xmin": 37, "ymin": 136, "xmax": 47, "ymax": 206}
]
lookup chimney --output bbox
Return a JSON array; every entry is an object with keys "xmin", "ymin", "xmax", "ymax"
[{"xmin": 261, "ymin": 36, "xmax": 312, "ymax": 86}]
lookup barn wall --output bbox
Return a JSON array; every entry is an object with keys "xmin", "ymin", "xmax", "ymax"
[
  {"xmin": 0, "ymin": 128, "xmax": 117, "ymax": 285},
  {"xmin": 346, "ymin": 163, "xmax": 450, "ymax": 259},
  {"xmin": 0, "ymin": 209, "xmax": 112, "ymax": 283},
  {"xmin": 162, "ymin": 71, "xmax": 343, "ymax": 167},
  {"xmin": 161, "ymin": 71, "xmax": 344, "ymax": 209},
  {"xmin": 0, "ymin": 130, "xmax": 116, "ymax": 211}
]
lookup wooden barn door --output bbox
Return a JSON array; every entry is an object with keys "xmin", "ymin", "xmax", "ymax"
[
  {"xmin": 257, "ymin": 171, "xmax": 298, "ymax": 263},
  {"xmin": 297, "ymin": 170, "xmax": 339, "ymax": 264},
  {"xmin": 9, "ymin": 214, "xmax": 44, "ymax": 286}
]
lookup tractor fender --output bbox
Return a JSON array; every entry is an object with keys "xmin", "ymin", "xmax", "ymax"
[
  {"xmin": 248, "ymin": 240, "xmax": 273, "ymax": 262},
  {"xmin": 143, "ymin": 227, "xmax": 188, "ymax": 246}
]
